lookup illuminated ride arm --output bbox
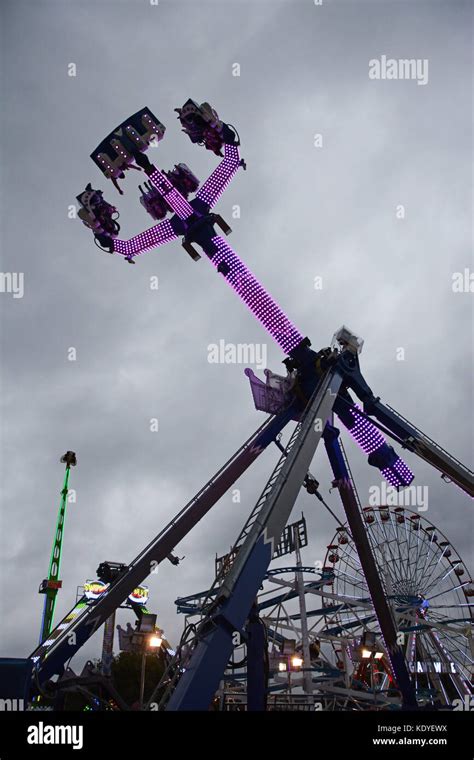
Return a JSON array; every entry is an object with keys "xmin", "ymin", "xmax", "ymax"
[
  {"xmin": 109, "ymin": 132, "xmax": 243, "ymax": 261},
  {"xmin": 109, "ymin": 144, "xmax": 243, "ymax": 262},
  {"xmin": 78, "ymin": 102, "xmax": 417, "ymax": 488},
  {"xmin": 112, "ymin": 218, "xmax": 179, "ymax": 261},
  {"xmin": 144, "ymin": 167, "xmax": 195, "ymax": 221},
  {"xmin": 195, "ymin": 141, "xmax": 242, "ymax": 210},
  {"xmin": 129, "ymin": 135, "xmax": 243, "ymax": 237}
]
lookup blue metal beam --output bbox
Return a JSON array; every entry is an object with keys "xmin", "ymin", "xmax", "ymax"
[{"xmin": 166, "ymin": 370, "xmax": 342, "ymax": 710}]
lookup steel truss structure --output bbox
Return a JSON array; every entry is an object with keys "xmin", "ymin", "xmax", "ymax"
[{"xmin": 170, "ymin": 498, "xmax": 472, "ymax": 711}]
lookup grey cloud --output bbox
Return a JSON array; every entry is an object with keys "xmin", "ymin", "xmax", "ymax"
[{"xmin": 0, "ymin": 0, "xmax": 471, "ymax": 670}]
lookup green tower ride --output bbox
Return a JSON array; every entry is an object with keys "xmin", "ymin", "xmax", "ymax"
[{"xmin": 38, "ymin": 451, "xmax": 77, "ymax": 644}]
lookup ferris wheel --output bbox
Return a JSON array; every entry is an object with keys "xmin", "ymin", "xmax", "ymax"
[{"xmin": 321, "ymin": 505, "xmax": 473, "ymax": 707}]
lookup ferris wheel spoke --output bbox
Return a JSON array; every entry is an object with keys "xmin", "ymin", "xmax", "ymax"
[
  {"xmin": 426, "ymin": 620, "xmax": 472, "ymax": 638},
  {"xmin": 412, "ymin": 535, "xmax": 431, "ymax": 590},
  {"xmin": 407, "ymin": 524, "xmax": 426, "ymax": 589},
  {"xmin": 422, "ymin": 544, "xmax": 444, "ymax": 583},
  {"xmin": 389, "ymin": 518, "xmax": 413, "ymax": 581},
  {"xmin": 428, "ymin": 603, "xmax": 474, "ymax": 612},
  {"xmin": 424, "ymin": 612, "xmax": 472, "ymax": 639},
  {"xmin": 426, "ymin": 595, "xmax": 472, "ymax": 610},
  {"xmin": 413, "ymin": 520, "xmax": 433, "ymax": 588},
  {"xmin": 371, "ymin": 517, "xmax": 406, "ymax": 585},
  {"xmin": 425, "ymin": 629, "xmax": 473, "ymax": 687},
  {"xmin": 409, "ymin": 519, "xmax": 423, "ymax": 588},
  {"xmin": 443, "ymin": 644, "xmax": 474, "ymax": 668},
  {"xmin": 426, "ymin": 580, "xmax": 471, "ymax": 603},
  {"xmin": 340, "ymin": 542, "xmax": 367, "ymax": 575},
  {"xmin": 426, "ymin": 624, "xmax": 471, "ymax": 659},
  {"xmin": 334, "ymin": 558, "xmax": 367, "ymax": 588},
  {"xmin": 439, "ymin": 637, "xmax": 474, "ymax": 666},
  {"xmin": 401, "ymin": 513, "xmax": 418, "ymax": 588},
  {"xmin": 329, "ymin": 613, "xmax": 378, "ymax": 633},
  {"xmin": 413, "ymin": 538, "xmax": 436, "ymax": 590},
  {"xmin": 381, "ymin": 540, "xmax": 410, "ymax": 591},
  {"xmin": 417, "ymin": 528, "xmax": 440, "ymax": 582},
  {"xmin": 423, "ymin": 564, "xmax": 461, "ymax": 599},
  {"xmin": 420, "ymin": 545, "xmax": 453, "ymax": 594},
  {"xmin": 338, "ymin": 555, "xmax": 367, "ymax": 586}
]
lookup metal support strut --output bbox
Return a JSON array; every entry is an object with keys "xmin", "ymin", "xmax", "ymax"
[
  {"xmin": 164, "ymin": 368, "xmax": 342, "ymax": 710},
  {"xmin": 323, "ymin": 424, "xmax": 418, "ymax": 709}
]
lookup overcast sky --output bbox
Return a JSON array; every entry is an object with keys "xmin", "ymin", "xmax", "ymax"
[{"xmin": 0, "ymin": 0, "xmax": 472, "ymax": 672}]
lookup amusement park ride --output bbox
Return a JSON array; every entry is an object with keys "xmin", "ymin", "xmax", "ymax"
[
  {"xmin": 37, "ymin": 451, "xmax": 77, "ymax": 646},
  {"xmin": 0, "ymin": 100, "xmax": 472, "ymax": 710},
  {"xmin": 171, "ymin": 506, "xmax": 473, "ymax": 711}
]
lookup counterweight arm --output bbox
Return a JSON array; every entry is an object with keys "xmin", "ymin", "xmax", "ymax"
[
  {"xmin": 363, "ymin": 399, "xmax": 474, "ymax": 497},
  {"xmin": 332, "ymin": 352, "xmax": 472, "ymax": 495}
]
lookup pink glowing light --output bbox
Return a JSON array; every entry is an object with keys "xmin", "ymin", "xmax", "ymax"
[
  {"xmin": 114, "ymin": 218, "xmax": 177, "ymax": 257},
  {"xmin": 197, "ymin": 143, "xmax": 241, "ymax": 207},
  {"xmin": 345, "ymin": 405, "xmax": 414, "ymax": 487},
  {"xmin": 346, "ymin": 405, "xmax": 386, "ymax": 455},
  {"xmin": 382, "ymin": 458, "xmax": 414, "ymax": 488},
  {"xmin": 208, "ymin": 235, "xmax": 304, "ymax": 355},
  {"xmin": 148, "ymin": 168, "xmax": 194, "ymax": 220}
]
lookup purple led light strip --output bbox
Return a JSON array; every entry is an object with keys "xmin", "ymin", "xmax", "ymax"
[
  {"xmin": 341, "ymin": 405, "xmax": 413, "ymax": 487},
  {"xmin": 209, "ymin": 235, "xmax": 304, "ymax": 355},
  {"xmin": 114, "ymin": 218, "xmax": 177, "ymax": 257},
  {"xmin": 148, "ymin": 168, "xmax": 194, "ymax": 220},
  {"xmin": 381, "ymin": 460, "xmax": 413, "ymax": 488},
  {"xmin": 197, "ymin": 143, "xmax": 241, "ymax": 207},
  {"xmin": 345, "ymin": 405, "xmax": 414, "ymax": 487},
  {"xmin": 346, "ymin": 405, "xmax": 386, "ymax": 455}
]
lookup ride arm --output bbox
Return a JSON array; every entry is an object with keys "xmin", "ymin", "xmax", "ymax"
[
  {"xmin": 130, "ymin": 149, "xmax": 195, "ymax": 222},
  {"xmin": 333, "ymin": 350, "xmax": 472, "ymax": 493},
  {"xmin": 362, "ymin": 398, "xmax": 474, "ymax": 497},
  {"xmin": 145, "ymin": 166, "xmax": 195, "ymax": 220},
  {"xmin": 112, "ymin": 217, "xmax": 179, "ymax": 260},
  {"xmin": 165, "ymin": 369, "xmax": 342, "ymax": 710},
  {"xmin": 28, "ymin": 409, "xmax": 296, "ymax": 687},
  {"xmin": 333, "ymin": 393, "xmax": 414, "ymax": 489},
  {"xmin": 323, "ymin": 423, "xmax": 417, "ymax": 708},
  {"xmin": 134, "ymin": 134, "xmax": 241, "ymax": 222},
  {"xmin": 195, "ymin": 142, "xmax": 242, "ymax": 210},
  {"xmin": 203, "ymin": 235, "xmax": 304, "ymax": 355}
]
